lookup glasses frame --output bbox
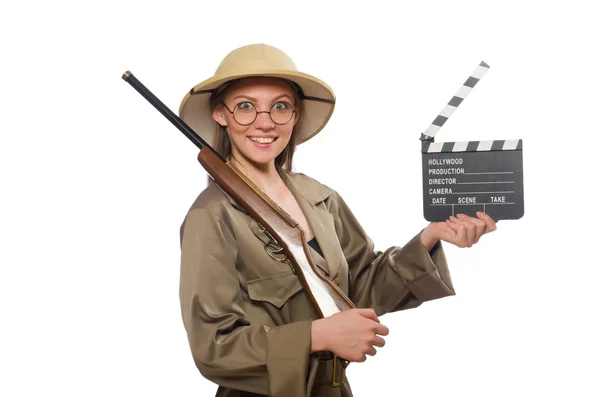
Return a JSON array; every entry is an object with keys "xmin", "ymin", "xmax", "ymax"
[{"xmin": 221, "ymin": 100, "xmax": 296, "ymax": 126}]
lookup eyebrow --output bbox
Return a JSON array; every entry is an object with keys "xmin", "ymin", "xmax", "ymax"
[{"xmin": 231, "ymin": 93, "xmax": 294, "ymax": 103}]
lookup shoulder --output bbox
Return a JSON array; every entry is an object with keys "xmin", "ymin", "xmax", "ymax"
[
  {"xmin": 188, "ymin": 181, "xmax": 232, "ymax": 214},
  {"xmin": 179, "ymin": 183, "xmax": 241, "ymax": 249},
  {"xmin": 180, "ymin": 182, "xmax": 237, "ymax": 232}
]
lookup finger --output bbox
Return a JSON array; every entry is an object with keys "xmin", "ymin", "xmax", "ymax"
[
  {"xmin": 448, "ymin": 216, "xmax": 472, "ymax": 245},
  {"xmin": 445, "ymin": 220, "xmax": 467, "ymax": 247},
  {"xmin": 444, "ymin": 219, "xmax": 460, "ymax": 235},
  {"xmin": 366, "ymin": 345, "xmax": 377, "ymax": 356},
  {"xmin": 455, "ymin": 215, "xmax": 476, "ymax": 246},
  {"xmin": 470, "ymin": 216, "xmax": 487, "ymax": 241},
  {"xmin": 372, "ymin": 335, "xmax": 386, "ymax": 348},
  {"xmin": 476, "ymin": 211, "xmax": 497, "ymax": 232},
  {"xmin": 373, "ymin": 323, "xmax": 390, "ymax": 336},
  {"xmin": 449, "ymin": 215, "xmax": 475, "ymax": 239},
  {"xmin": 457, "ymin": 214, "xmax": 485, "ymax": 244},
  {"xmin": 443, "ymin": 220, "xmax": 458, "ymax": 240},
  {"xmin": 356, "ymin": 308, "xmax": 379, "ymax": 322}
]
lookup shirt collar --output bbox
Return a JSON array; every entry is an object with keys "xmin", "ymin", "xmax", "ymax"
[{"xmin": 281, "ymin": 170, "xmax": 333, "ymax": 207}]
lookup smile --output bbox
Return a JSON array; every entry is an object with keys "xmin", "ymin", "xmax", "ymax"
[{"xmin": 249, "ymin": 137, "xmax": 276, "ymax": 144}]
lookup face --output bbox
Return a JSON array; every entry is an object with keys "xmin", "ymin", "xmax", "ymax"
[{"xmin": 212, "ymin": 77, "xmax": 300, "ymax": 169}]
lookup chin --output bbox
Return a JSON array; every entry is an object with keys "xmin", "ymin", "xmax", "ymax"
[
  {"xmin": 249, "ymin": 155, "xmax": 279, "ymax": 166},
  {"xmin": 241, "ymin": 148, "xmax": 284, "ymax": 166}
]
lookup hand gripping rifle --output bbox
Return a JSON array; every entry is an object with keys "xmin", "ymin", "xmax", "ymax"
[{"xmin": 122, "ymin": 71, "xmax": 356, "ymax": 319}]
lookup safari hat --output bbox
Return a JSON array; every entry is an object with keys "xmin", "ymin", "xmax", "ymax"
[{"xmin": 179, "ymin": 43, "xmax": 336, "ymax": 146}]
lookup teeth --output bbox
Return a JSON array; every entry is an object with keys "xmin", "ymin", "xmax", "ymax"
[{"xmin": 250, "ymin": 137, "xmax": 274, "ymax": 144}]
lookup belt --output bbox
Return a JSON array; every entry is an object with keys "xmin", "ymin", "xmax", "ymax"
[
  {"xmin": 313, "ymin": 351, "xmax": 335, "ymax": 360},
  {"xmin": 310, "ymin": 351, "xmax": 347, "ymax": 387}
]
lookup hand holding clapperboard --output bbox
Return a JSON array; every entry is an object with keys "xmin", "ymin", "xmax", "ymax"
[{"xmin": 420, "ymin": 62, "xmax": 524, "ymax": 222}]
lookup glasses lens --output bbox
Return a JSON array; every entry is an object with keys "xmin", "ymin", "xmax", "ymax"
[
  {"xmin": 233, "ymin": 103, "xmax": 257, "ymax": 125},
  {"xmin": 270, "ymin": 102, "xmax": 294, "ymax": 124}
]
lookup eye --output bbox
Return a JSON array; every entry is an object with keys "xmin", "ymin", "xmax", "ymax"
[
  {"xmin": 272, "ymin": 101, "xmax": 292, "ymax": 111},
  {"xmin": 235, "ymin": 102, "xmax": 255, "ymax": 111}
]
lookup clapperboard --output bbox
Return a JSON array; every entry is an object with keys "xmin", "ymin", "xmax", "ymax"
[{"xmin": 420, "ymin": 62, "xmax": 524, "ymax": 222}]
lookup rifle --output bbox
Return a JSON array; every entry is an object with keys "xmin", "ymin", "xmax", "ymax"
[{"xmin": 122, "ymin": 71, "xmax": 356, "ymax": 318}]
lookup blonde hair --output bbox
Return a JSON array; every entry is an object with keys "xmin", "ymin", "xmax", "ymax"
[{"xmin": 208, "ymin": 78, "xmax": 304, "ymax": 173}]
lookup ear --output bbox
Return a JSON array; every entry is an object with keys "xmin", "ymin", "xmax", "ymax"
[{"xmin": 212, "ymin": 106, "xmax": 228, "ymax": 127}]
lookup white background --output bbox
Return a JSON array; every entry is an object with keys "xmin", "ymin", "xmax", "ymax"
[{"xmin": 1, "ymin": 1, "xmax": 598, "ymax": 396}]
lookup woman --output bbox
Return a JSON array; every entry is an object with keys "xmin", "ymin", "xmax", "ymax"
[{"xmin": 178, "ymin": 43, "xmax": 496, "ymax": 397}]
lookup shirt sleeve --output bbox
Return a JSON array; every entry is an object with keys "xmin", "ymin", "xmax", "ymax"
[
  {"xmin": 327, "ymin": 190, "xmax": 456, "ymax": 315},
  {"xmin": 179, "ymin": 208, "xmax": 312, "ymax": 397}
]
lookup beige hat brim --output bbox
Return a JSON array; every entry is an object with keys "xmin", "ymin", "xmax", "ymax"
[{"xmin": 179, "ymin": 69, "xmax": 335, "ymax": 147}]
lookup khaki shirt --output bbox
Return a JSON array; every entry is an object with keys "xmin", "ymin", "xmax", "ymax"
[{"xmin": 179, "ymin": 170, "xmax": 455, "ymax": 397}]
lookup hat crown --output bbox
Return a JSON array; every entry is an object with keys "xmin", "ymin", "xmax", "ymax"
[{"xmin": 214, "ymin": 44, "xmax": 299, "ymax": 77}]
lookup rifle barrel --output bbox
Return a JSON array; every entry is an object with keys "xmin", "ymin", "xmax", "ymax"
[{"xmin": 122, "ymin": 71, "xmax": 222, "ymax": 160}]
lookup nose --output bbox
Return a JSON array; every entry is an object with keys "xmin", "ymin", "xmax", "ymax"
[{"xmin": 254, "ymin": 110, "xmax": 276, "ymax": 130}]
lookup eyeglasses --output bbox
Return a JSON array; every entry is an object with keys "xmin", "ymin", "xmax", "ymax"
[{"xmin": 221, "ymin": 101, "xmax": 295, "ymax": 126}]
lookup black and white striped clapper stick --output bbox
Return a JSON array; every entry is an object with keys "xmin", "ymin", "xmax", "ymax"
[
  {"xmin": 421, "ymin": 61, "xmax": 490, "ymax": 141},
  {"xmin": 420, "ymin": 61, "xmax": 525, "ymax": 222}
]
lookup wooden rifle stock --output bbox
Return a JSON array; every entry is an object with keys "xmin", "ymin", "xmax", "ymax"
[{"xmin": 122, "ymin": 71, "xmax": 355, "ymax": 318}]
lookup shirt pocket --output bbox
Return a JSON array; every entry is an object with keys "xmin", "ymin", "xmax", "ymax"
[{"xmin": 246, "ymin": 271, "xmax": 304, "ymax": 309}]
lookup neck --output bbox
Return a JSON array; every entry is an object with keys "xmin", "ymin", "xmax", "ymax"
[{"xmin": 230, "ymin": 154, "xmax": 284, "ymax": 192}]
